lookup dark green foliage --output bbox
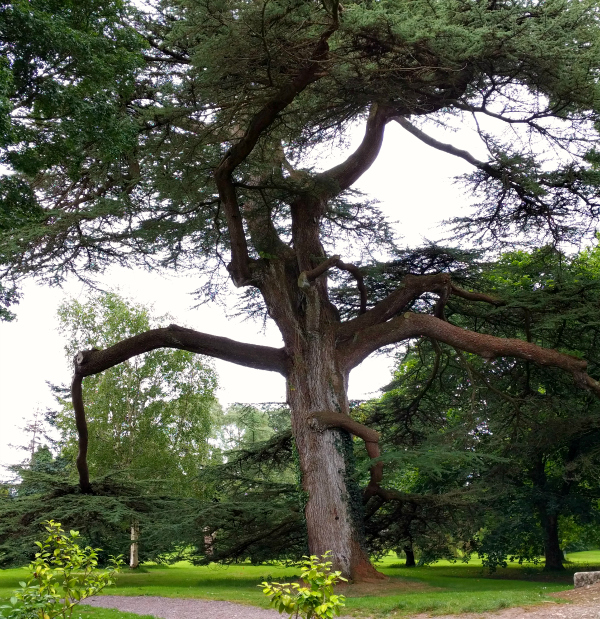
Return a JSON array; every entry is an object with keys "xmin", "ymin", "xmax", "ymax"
[
  {"xmin": 1, "ymin": 0, "xmax": 599, "ymax": 293},
  {"xmin": 190, "ymin": 405, "xmax": 307, "ymax": 565},
  {"xmin": 0, "ymin": 403, "xmax": 305, "ymax": 568},
  {"xmin": 0, "ymin": 459, "xmax": 210, "ymax": 568},
  {"xmin": 362, "ymin": 244, "xmax": 600, "ymax": 569}
]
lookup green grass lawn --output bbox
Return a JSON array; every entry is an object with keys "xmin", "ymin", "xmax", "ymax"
[{"xmin": 1, "ymin": 551, "xmax": 598, "ymax": 618}]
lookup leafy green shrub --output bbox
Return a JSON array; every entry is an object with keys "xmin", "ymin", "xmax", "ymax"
[
  {"xmin": 0, "ymin": 520, "xmax": 123, "ymax": 619},
  {"xmin": 259, "ymin": 551, "xmax": 347, "ymax": 619}
]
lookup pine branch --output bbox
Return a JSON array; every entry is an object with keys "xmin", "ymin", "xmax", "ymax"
[{"xmin": 72, "ymin": 324, "xmax": 286, "ymax": 377}]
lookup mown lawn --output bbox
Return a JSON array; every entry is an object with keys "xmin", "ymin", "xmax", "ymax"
[{"xmin": 1, "ymin": 551, "xmax": 598, "ymax": 617}]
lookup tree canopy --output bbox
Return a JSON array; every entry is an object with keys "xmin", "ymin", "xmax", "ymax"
[{"xmin": 2, "ymin": 0, "xmax": 600, "ymax": 579}]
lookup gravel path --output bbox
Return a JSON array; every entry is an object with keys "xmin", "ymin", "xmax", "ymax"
[
  {"xmin": 85, "ymin": 583, "xmax": 600, "ymax": 619},
  {"xmin": 85, "ymin": 596, "xmax": 286, "ymax": 619}
]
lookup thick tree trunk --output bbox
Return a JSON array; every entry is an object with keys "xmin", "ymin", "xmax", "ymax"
[
  {"xmin": 404, "ymin": 546, "xmax": 416, "ymax": 567},
  {"xmin": 285, "ymin": 318, "xmax": 384, "ymax": 581},
  {"xmin": 541, "ymin": 513, "xmax": 564, "ymax": 571},
  {"xmin": 130, "ymin": 520, "xmax": 140, "ymax": 569}
]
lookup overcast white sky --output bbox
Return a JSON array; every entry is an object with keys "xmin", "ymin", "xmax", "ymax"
[{"xmin": 0, "ymin": 121, "xmax": 476, "ymax": 472}]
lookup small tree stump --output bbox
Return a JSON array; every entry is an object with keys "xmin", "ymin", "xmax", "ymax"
[{"xmin": 574, "ymin": 571, "xmax": 600, "ymax": 588}]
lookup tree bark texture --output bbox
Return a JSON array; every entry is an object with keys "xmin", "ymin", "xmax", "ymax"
[
  {"xmin": 285, "ymin": 318, "xmax": 383, "ymax": 580},
  {"xmin": 404, "ymin": 546, "xmax": 416, "ymax": 568}
]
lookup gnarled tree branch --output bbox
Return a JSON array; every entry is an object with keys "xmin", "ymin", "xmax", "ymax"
[
  {"xmin": 339, "ymin": 312, "xmax": 600, "ymax": 399},
  {"xmin": 214, "ymin": 20, "xmax": 339, "ymax": 286},
  {"xmin": 338, "ymin": 272, "xmax": 453, "ymax": 339},
  {"xmin": 298, "ymin": 255, "xmax": 368, "ymax": 314},
  {"xmin": 308, "ymin": 410, "xmax": 379, "ymax": 443},
  {"xmin": 73, "ymin": 324, "xmax": 287, "ymax": 377},
  {"xmin": 308, "ymin": 411, "xmax": 383, "ymax": 494},
  {"xmin": 298, "ymin": 255, "xmax": 341, "ymax": 286},
  {"xmin": 336, "ymin": 259, "xmax": 368, "ymax": 315},
  {"xmin": 317, "ymin": 103, "xmax": 390, "ymax": 195},
  {"xmin": 339, "ymin": 274, "xmax": 505, "ymax": 340},
  {"xmin": 71, "ymin": 325, "xmax": 288, "ymax": 491}
]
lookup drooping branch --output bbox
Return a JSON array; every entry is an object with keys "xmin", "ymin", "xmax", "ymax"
[
  {"xmin": 214, "ymin": 19, "xmax": 339, "ymax": 286},
  {"xmin": 298, "ymin": 255, "xmax": 368, "ymax": 313},
  {"xmin": 394, "ymin": 117, "xmax": 492, "ymax": 171},
  {"xmin": 72, "ymin": 324, "xmax": 287, "ymax": 377},
  {"xmin": 308, "ymin": 411, "xmax": 383, "ymax": 493},
  {"xmin": 340, "ymin": 312, "xmax": 600, "ymax": 399},
  {"xmin": 317, "ymin": 103, "xmax": 391, "ymax": 196},
  {"xmin": 71, "ymin": 373, "xmax": 92, "ymax": 494},
  {"xmin": 392, "ymin": 117, "xmax": 538, "ymax": 201},
  {"xmin": 71, "ymin": 325, "xmax": 287, "ymax": 491}
]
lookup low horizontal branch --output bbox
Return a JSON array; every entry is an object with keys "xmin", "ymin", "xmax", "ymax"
[{"xmin": 73, "ymin": 324, "xmax": 287, "ymax": 377}]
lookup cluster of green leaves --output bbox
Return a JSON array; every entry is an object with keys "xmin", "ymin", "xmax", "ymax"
[
  {"xmin": 54, "ymin": 291, "xmax": 218, "ymax": 497},
  {"xmin": 0, "ymin": 520, "xmax": 122, "ymax": 619},
  {"xmin": 260, "ymin": 552, "xmax": 346, "ymax": 619}
]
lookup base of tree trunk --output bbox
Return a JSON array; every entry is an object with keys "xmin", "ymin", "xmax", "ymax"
[
  {"xmin": 542, "ymin": 514, "xmax": 564, "ymax": 572},
  {"xmin": 543, "ymin": 563, "xmax": 566, "ymax": 572},
  {"xmin": 404, "ymin": 547, "xmax": 416, "ymax": 568},
  {"xmin": 350, "ymin": 557, "xmax": 388, "ymax": 582}
]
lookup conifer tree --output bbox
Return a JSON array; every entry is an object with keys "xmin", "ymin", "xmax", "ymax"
[
  {"xmin": 2, "ymin": 0, "xmax": 600, "ymax": 578},
  {"xmin": 367, "ymin": 245, "xmax": 600, "ymax": 571}
]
